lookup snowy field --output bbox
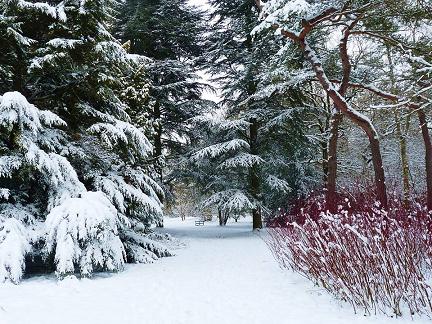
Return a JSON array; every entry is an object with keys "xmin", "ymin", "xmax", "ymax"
[{"xmin": 0, "ymin": 217, "xmax": 429, "ymax": 324}]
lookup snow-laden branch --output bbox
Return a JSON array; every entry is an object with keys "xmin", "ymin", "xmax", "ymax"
[
  {"xmin": 191, "ymin": 139, "xmax": 250, "ymax": 161},
  {"xmin": 45, "ymin": 191, "xmax": 125, "ymax": 277}
]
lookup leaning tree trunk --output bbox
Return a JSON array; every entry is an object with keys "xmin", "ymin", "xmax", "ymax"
[
  {"xmin": 326, "ymin": 110, "xmax": 342, "ymax": 212},
  {"xmin": 417, "ymin": 109, "xmax": 432, "ymax": 210},
  {"xmin": 249, "ymin": 118, "xmax": 263, "ymax": 229},
  {"xmin": 301, "ymin": 41, "xmax": 388, "ymax": 210}
]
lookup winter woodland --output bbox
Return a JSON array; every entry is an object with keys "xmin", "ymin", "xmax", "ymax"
[{"xmin": 1, "ymin": 0, "xmax": 432, "ymax": 323}]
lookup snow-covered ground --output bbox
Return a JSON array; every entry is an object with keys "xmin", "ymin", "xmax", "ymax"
[{"xmin": 0, "ymin": 217, "xmax": 429, "ymax": 324}]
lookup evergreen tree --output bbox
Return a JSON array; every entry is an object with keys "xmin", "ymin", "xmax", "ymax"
[
  {"xmin": 116, "ymin": 0, "xmax": 212, "ymax": 212},
  {"xmin": 0, "ymin": 91, "xmax": 85, "ymax": 282},
  {"xmin": 0, "ymin": 0, "xmax": 171, "ymax": 281},
  {"xmin": 192, "ymin": 0, "xmax": 315, "ymax": 229}
]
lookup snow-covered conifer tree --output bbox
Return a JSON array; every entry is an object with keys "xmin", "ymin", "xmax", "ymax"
[
  {"xmin": 0, "ymin": 91, "xmax": 86, "ymax": 281},
  {"xmin": 190, "ymin": 0, "xmax": 315, "ymax": 229},
  {"xmin": 0, "ymin": 0, "xmax": 172, "ymax": 280},
  {"xmin": 26, "ymin": 0, "xmax": 171, "ymax": 264},
  {"xmin": 116, "ymin": 0, "xmax": 213, "ymax": 219}
]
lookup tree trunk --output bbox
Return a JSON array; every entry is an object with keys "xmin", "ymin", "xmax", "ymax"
[
  {"xmin": 326, "ymin": 110, "xmax": 342, "ymax": 212},
  {"xmin": 321, "ymin": 139, "xmax": 328, "ymax": 184},
  {"xmin": 369, "ymin": 136, "xmax": 387, "ymax": 209},
  {"xmin": 218, "ymin": 209, "xmax": 224, "ymax": 226},
  {"xmin": 154, "ymin": 101, "xmax": 163, "ymax": 183},
  {"xmin": 154, "ymin": 101, "xmax": 164, "ymax": 228},
  {"xmin": 395, "ymin": 110, "xmax": 411, "ymax": 206},
  {"xmin": 249, "ymin": 118, "xmax": 263, "ymax": 229},
  {"xmin": 387, "ymin": 45, "xmax": 410, "ymax": 206},
  {"xmin": 301, "ymin": 40, "xmax": 388, "ymax": 209},
  {"xmin": 218, "ymin": 209, "xmax": 229, "ymax": 226},
  {"xmin": 12, "ymin": 46, "xmax": 26, "ymax": 94},
  {"xmin": 417, "ymin": 109, "xmax": 432, "ymax": 210},
  {"xmin": 252, "ymin": 208, "xmax": 262, "ymax": 230}
]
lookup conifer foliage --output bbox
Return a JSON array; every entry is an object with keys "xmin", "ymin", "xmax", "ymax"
[
  {"xmin": 0, "ymin": 0, "xmax": 171, "ymax": 283},
  {"xmin": 189, "ymin": 0, "xmax": 315, "ymax": 229},
  {"xmin": 116, "ymin": 0, "xmax": 212, "ymax": 207}
]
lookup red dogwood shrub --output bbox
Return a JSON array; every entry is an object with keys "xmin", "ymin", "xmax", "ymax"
[{"xmin": 266, "ymin": 190, "xmax": 432, "ymax": 317}]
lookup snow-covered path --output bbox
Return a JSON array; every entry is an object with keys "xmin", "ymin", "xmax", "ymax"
[{"xmin": 0, "ymin": 218, "xmax": 429, "ymax": 324}]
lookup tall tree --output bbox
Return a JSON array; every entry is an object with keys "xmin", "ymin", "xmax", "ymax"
[
  {"xmin": 116, "ymin": 0, "xmax": 211, "ymax": 216},
  {"xmin": 191, "ymin": 0, "xmax": 315, "ymax": 229},
  {"xmin": 0, "ymin": 0, "xmax": 171, "ymax": 281}
]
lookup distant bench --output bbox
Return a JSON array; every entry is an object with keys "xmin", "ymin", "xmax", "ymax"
[{"xmin": 195, "ymin": 219, "xmax": 205, "ymax": 226}]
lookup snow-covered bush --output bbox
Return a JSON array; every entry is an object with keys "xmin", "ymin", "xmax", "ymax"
[
  {"xmin": 45, "ymin": 191, "xmax": 125, "ymax": 277},
  {"xmin": 121, "ymin": 229, "xmax": 173, "ymax": 264},
  {"xmin": 267, "ymin": 191, "xmax": 432, "ymax": 317},
  {"xmin": 0, "ymin": 217, "xmax": 31, "ymax": 283},
  {"xmin": 0, "ymin": 205, "xmax": 39, "ymax": 283}
]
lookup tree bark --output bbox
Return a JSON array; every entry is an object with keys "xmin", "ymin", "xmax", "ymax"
[
  {"xmin": 387, "ymin": 45, "xmax": 411, "ymax": 206},
  {"xmin": 154, "ymin": 101, "xmax": 164, "ymax": 228},
  {"xmin": 252, "ymin": 208, "xmax": 262, "ymax": 230},
  {"xmin": 369, "ymin": 136, "xmax": 388, "ymax": 209},
  {"xmin": 395, "ymin": 110, "xmax": 411, "ymax": 206},
  {"xmin": 326, "ymin": 110, "xmax": 342, "ymax": 212},
  {"xmin": 249, "ymin": 118, "xmax": 263, "ymax": 229},
  {"xmin": 12, "ymin": 44, "xmax": 26, "ymax": 94},
  {"xmin": 218, "ymin": 209, "xmax": 223, "ymax": 226},
  {"xmin": 321, "ymin": 139, "xmax": 328, "ymax": 184},
  {"xmin": 417, "ymin": 109, "xmax": 432, "ymax": 210},
  {"xmin": 153, "ymin": 101, "xmax": 163, "ymax": 183},
  {"xmin": 218, "ymin": 209, "xmax": 229, "ymax": 226}
]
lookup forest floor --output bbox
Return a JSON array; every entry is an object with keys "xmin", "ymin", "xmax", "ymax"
[{"xmin": 0, "ymin": 217, "xmax": 429, "ymax": 324}]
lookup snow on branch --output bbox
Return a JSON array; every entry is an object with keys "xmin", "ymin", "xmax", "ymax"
[
  {"xmin": 94, "ymin": 173, "xmax": 163, "ymax": 222},
  {"xmin": 0, "ymin": 217, "xmax": 32, "ymax": 283},
  {"xmin": 121, "ymin": 229, "xmax": 173, "ymax": 264},
  {"xmin": 191, "ymin": 139, "xmax": 250, "ymax": 161},
  {"xmin": 0, "ymin": 92, "xmax": 83, "ymax": 206},
  {"xmin": 6, "ymin": 27, "xmax": 34, "ymax": 46},
  {"xmin": 15, "ymin": 0, "xmax": 59, "ymax": 19},
  {"xmin": 252, "ymin": 0, "xmax": 340, "ymax": 36},
  {"xmin": 88, "ymin": 120, "xmax": 153, "ymax": 158},
  {"xmin": 190, "ymin": 115, "xmax": 250, "ymax": 131},
  {"xmin": 202, "ymin": 190, "xmax": 255, "ymax": 212},
  {"xmin": 95, "ymin": 41, "xmax": 131, "ymax": 66},
  {"xmin": 218, "ymin": 153, "xmax": 265, "ymax": 169},
  {"xmin": 0, "ymin": 92, "xmax": 65, "ymax": 135},
  {"xmin": 44, "ymin": 191, "xmax": 125, "ymax": 277},
  {"xmin": 0, "ymin": 156, "xmax": 22, "ymax": 178},
  {"xmin": 264, "ymin": 109, "xmax": 299, "ymax": 129},
  {"xmin": 46, "ymin": 38, "xmax": 84, "ymax": 49},
  {"xmin": 265, "ymin": 175, "xmax": 292, "ymax": 193}
]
